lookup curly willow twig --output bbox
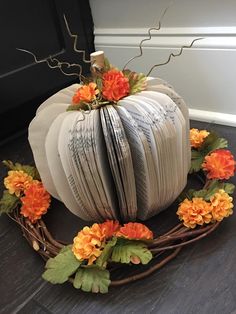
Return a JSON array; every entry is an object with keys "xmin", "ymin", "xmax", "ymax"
[
  {"xmin": 122, "ymin": 1, "xmax": 175, "ymax": 70},
  {"xmin": 16, "ymin": 48, "xmax": 85, "ymax": 82},
  {"xmin": 16, "ymin": 14, "xmax": 93, "ymax": 82},
  {"xmin": 146, "ymin": 37, "xmax": 203, "ymax": 76},
  {"xmin": 63, "ymin": 14, "xmax": 91, "ymax": 64}
]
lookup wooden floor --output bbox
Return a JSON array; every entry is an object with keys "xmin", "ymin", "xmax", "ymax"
[{"xmin": 0, "ymin": 121, "xmax": 236, "ymax": 314}]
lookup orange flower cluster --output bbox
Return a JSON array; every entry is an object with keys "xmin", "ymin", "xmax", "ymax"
[
  {"xmin": 20, "ymin": 181, "xmax": 51, "ymax": 223},
  {"xmin": 72, "ymin": 223, "xmax": 105, "ymax": 265},
  {"xmin": 177, "ymin": 198, "xmax": 212, "ymax": 229},
  {"xmin": 72, "ymin": 221, "xmax": 153, "ymax": 264},
  {"xmin": 177, "ymin": 189, "xmax": 233, "ymax": 228},
  {"xmin": 210, "ymin": 189, "xmax": 233, "ymax": 221},
  {"xmin": 4, "ymin": 170, "xmax": 33, "ymax": 197},
  {"xmin": 116, "ymin": 222, "xmax": 153, "ymax": 240},
  {"xmin": 102, "ymin": 69, "xmax": 130, "ymax": 101},
  {"xmin": 72, "ymin": 82, "xmax": 99, "ymax": 104},
  {"xmin": 4, "ymin": 169, "xmax": 51, "ymax": 223},
  {"xmin": 202, "ymin": 149, "xmax": 236, "ymax": 180},
  {"xmin": 190, "ymin": 128, "xmax": 209, "ymax": 148}
]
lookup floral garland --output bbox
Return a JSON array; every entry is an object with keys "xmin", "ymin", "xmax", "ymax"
[{"xmin": 0, "ymin": 128, "xmax": 235, "ymax": 294}]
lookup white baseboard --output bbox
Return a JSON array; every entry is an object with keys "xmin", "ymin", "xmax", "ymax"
[{"xmin": 189, "ymin": 109, "xmax": 236, "ymax": 127}]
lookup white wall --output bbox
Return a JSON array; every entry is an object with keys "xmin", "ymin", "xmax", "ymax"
[{"xmin": 90, "ymin": 0, "xmax": 236, "ymax": 126}]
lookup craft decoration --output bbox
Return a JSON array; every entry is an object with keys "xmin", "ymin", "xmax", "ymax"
[
  {"xmin": 1, "ymin": 7, "xmax": 235, "ymax": 294},
  {"xmin": 1, "ymin": 129, "xmax": 235, "ymax": 293}
]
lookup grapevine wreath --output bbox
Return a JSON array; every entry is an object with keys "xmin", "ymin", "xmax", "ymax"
[
  {"xmin": 1, "ymin": 13, "xmax": 236, "ymax": 294},
  {"xmin": 0, "ymin": 127, "xmax": 235, "ymax": 293}
]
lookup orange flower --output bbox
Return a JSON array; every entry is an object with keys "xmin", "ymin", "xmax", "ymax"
[
  {"xmin": 210, "ymin": 189, "xmax": 233, "ymax": 222},
  {"xmin": 116, "ymin": 222, "xmax": 153, "ymax": 240},
  {"xmin": 72, "ymin": 223, "xmax": 105, "ymax": 265},
  {"xmin": 4, "ymin": 170, "xmax": 33, "ymax": 197},
  {"xmin": 202, "ymin": 149, "xmax": 236, "ymax": 180},
  {"xmin": 102, "ymin": 69, "xmax": 130, "ymax": 101},
  {"xmin": 177, "ymin": 198, "xmax": 212, "ymax": 229},
  {"xmin": 100, "ymin": 220, "xmax": 120, "ymax": 239},
  {"xmin": 72, "ymin": 82, "xmax": 99, "ymax": 104},
  {"xmin": 20, "ymin": 181, "xmax": 51, "ymax": 223},
  {"xmin": 190, "ymin": 128, "xmax": 209, "ymax": 148}
]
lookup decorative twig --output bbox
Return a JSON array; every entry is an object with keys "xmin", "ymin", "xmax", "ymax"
[
  {"xmin": 63, "ymin": 15, "xmax": 91, "ymax": 64},
  {"xmin": 110, "ymin": 247, "xmax": 181, "ymax": 286},
  {"xmin": 146, "ymin": 38, "xmax": 203, "ymax": 76},
  {"xmin": 17, "ymin": 49, "xmax": 84, "ymax": 82},
  {"xmin": 122, "ymin": 1, "xmax": 174, "ymax": 70}
]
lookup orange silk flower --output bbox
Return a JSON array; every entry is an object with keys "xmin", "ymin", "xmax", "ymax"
[
  {"xmin": 202, "ymin": 149, "xmax": 236, "ymax": 180},
  {"xmin": 72, "ymin": 82, "xmax": 99, "ymax": 104},
  {"xmin": 102, "ymin": 69, "xmax": 130, "ymax": 101},
  {"xmin": 177, "ymin": 198, "xmax": 212, "ymax": 229},
  {"xmin": 20, "ymin": 181, "xmax": 51, "ymax": 223},
  {"xmin": 210, "ymin": 189, "xmax": 233, "ymax": 222},
  {"xmin": 190, "ymin": 128, "xmax": 209, "ymax": 149},
  {"xmin": 72, "ymin": 223, "xmax": 105, "ymax": 265},
  {"xmin": 4, "ymin": 170, "xmax": 33, "ymax": 197},
  {"xmin": 100, "ymin": 220, "xmax": 120, "ymax": 239},
  {"xmin": 116, "ymin": 222, "xmax": 153, "ymax": 240}
]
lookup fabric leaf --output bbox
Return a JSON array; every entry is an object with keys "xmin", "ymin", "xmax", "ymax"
[
  {"xmin": 200, "ymin": 132, "xmax": 228, "ymax": 154},
  {"xmin": 192, "ymin": 180, "xmax": 235, "ymax": 201},
  {"xmin": 123, "ymin": 70, "xmax": 147, "ymax": 94},
  {"xmin": 0, "ymin": 190, "xmax": 19, "ymax": 215},
  {"xmin": 73, "ymin": 266, "xmax": 110, "ymax": 294},
  {"xmin": 42, "ymin": 245, "xmax": 81, "ymax": 284},
  {"xmin": 96, "ymin": 237, "xmax": 117, "ymax": 268},
  {"xmin": 189, "ymin": 152, "xmax": 204, "ymax": 173},
  {"xmin": 2, "ymin": 160, "xmax": 40, "ymax": 180},
  {"xmin": 111, "ymin": 239, "xmax": 152, "ymax": 265}
]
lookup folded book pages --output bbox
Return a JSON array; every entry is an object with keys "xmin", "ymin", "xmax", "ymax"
[{"xmin": 28, "ymin": 52, "xmax": 190, "ymax": 222}]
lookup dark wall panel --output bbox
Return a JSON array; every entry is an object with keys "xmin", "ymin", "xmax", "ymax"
[{"xmin": 0, "ymin": 0, "xmax": 94, "ymax": 140}]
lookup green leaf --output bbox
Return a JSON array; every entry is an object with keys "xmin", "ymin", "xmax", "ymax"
[
  {"xmin": 200, "ymin": 132, "xmax": 228, "ymax": 154},
  {"xmin": 189, "ymin": 155, "xmax": 204, "ymax": 173},
  {"xmin": 192, "ymin": 189, "xmax": 208, "ymax": 199},
  {"xmin": 104, "ymin": 57, "xmax": 111, "ymax": 72},
  {"xmin": 123, "ymin": 70, "xmax": 147, "ymax": 94},
  {"xmin": 191, "ymin": 180, "xmax": 235, "ymax": 201},
  {"xmin": 73, "ymin": 266, "xmax": 110, "ymax": 294},
  {"xmin": 221, "ymin": 183, "xmax": 235, "ymax": 194},
  {"xmin": 111, "ymin": 239, "xmax": 152, "ymax": 265},
  {"xmin": 42, "ymin": 245, "xmax": 81, "ymax": 284},
  {"xmin": 96, "ymin": 237, "xmax": 117, "ymax": 268},
  {"xmin": 2, "ymin": 160, "xmax": 40, "ymax": 180},
  {"xmin": 0, "ymin": 190, "xmax": 20, "ymax": 215}
]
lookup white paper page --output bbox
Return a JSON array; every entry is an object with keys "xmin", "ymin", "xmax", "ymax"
[
  {"xmin": 92, "ymin": 110, "xmax": 118, "ymax": 219},
  {"xmin": 28, "ymin": 103, "xmax": 68, "ymax": 199},
  {"xmin": 141, "ymin": 91, "xmax": 188, "ymax": 194},
  {"xmin": 100, "ymin": 107, "xmax": 128, "ymax": 220},
  {"xmin": 36, "ymin": 84, "xmax": 80, "ymax": 114},
  {"xmin": 116, "ymin": 105, "xmax": 158, "ymax": 219},
  {"xmin": 45, "ymin": 112, "xmax": 91, "ymax": 220},
  {"xmin": 106, "ymin": 106, "xmax": 137, "ymax": 221},
  {"xmin": 58, "ymin": 113, "xmax": 99, "ymax": 221}
]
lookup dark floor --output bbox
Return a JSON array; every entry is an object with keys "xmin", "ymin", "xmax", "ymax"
[{"xmin": 0, "ymin": 120, "xmax": 236, "ymax": 314}]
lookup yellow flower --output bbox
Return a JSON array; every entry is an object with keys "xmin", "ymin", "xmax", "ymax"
[
  {"xmin": 4, "ymin": 170, "xmax": 33, "ymax": 197},
  {"xmin": 177, "ymin": 198, "xmax": 212, "ymax": 228},
  {"xmin": 72, "ymin": 223, "xmax": 105, "ymax": 265},
  {"xmin": 190, "ymin": 128, "xmax": 209, "ymax": 149},
  {"xmin": 210, "ymin": 189, "xmax": 233, "ymax": 222}
]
